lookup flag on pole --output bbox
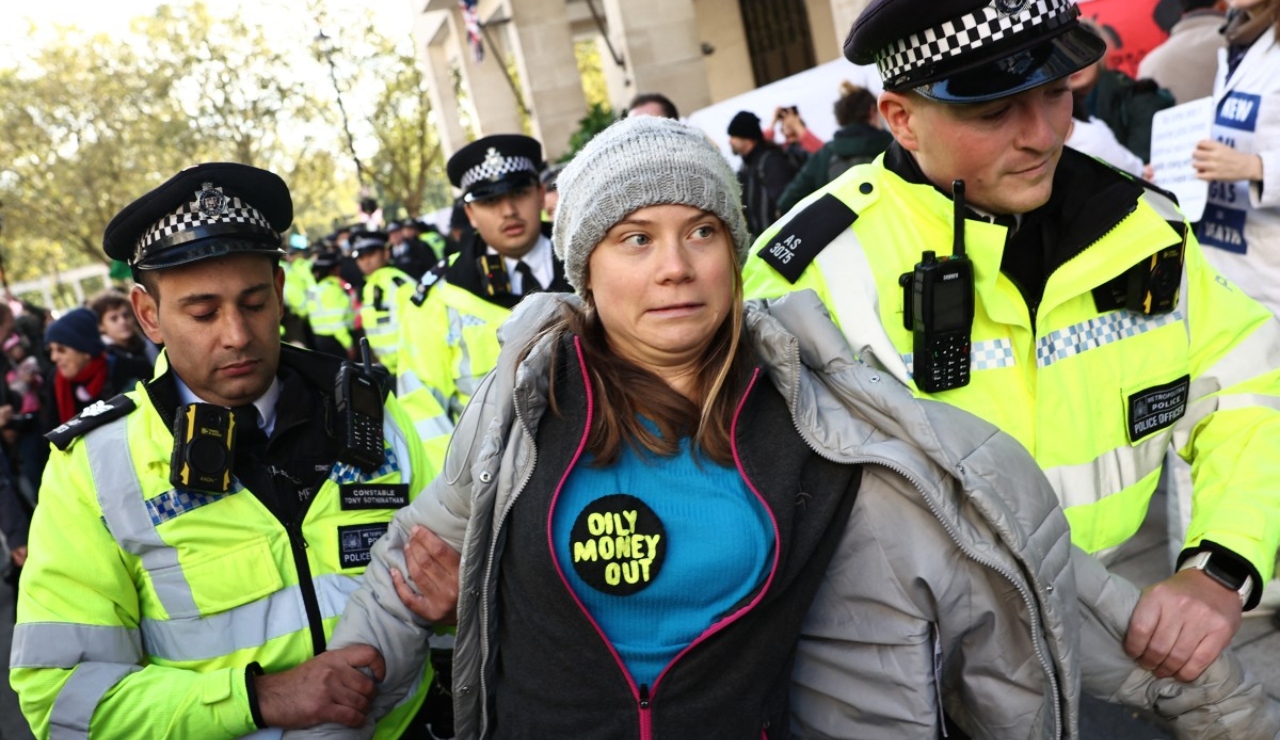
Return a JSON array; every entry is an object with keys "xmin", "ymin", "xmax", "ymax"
[{"xmin": 460, "ymin": 0, "xmax": 484, "ymax": 63}]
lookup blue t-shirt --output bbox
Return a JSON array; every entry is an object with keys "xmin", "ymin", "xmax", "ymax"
[{"xmin": 551, "ymin": 434, "xmax": 774, "ymax": 688}]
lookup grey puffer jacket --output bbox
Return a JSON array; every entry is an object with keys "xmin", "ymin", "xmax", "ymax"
[{"xmin": 290, "ymin": 290, "xmax": 1280, "ymax": 740}]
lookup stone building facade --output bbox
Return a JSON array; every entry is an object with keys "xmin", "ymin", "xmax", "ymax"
[{"xmin": 410, "ymin": 0, "xmax": 875, "ymax": 161}]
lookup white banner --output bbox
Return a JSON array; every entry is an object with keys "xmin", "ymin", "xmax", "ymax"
[{"xmin": 1150, "ymin": 96, "xmax": 1215, "ymax": 222}]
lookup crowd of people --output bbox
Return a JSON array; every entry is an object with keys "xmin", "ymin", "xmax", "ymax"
[{"xmin": 3, "ymin": 0, "xmax": 1279, "ymax": 738}]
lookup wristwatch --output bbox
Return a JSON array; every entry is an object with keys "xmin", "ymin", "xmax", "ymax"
[{"xmin": 1178, "ymin": 551, "xmax": 1254, "ymax": 606}]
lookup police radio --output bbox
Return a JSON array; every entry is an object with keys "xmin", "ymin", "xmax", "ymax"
[
  {"xmin": 170, "ymin": 404, "xmax": 236, "ymax": 493},
  {"xmin": 335, "ymin": 338, "xmax": 385, "ymax": 472},
  {"xmin": 899, "ymin": 180, "xmax": 975, "ymax": 393},
  {"xmin": 476, "ymin": 254, "xmax": 511, "ymax": 297}
]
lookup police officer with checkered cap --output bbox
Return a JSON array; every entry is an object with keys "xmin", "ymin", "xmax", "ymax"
[
  {"xmin": 395, "ymin": 135, "xmax": 572, "ymax": 473},
  {"xmin": 744, "ymin": 0, "xmax": 1280, "ymax": 723},
  {"xmin": 12, "ymin": 161, "xmax": 450, "ymax": 737}
]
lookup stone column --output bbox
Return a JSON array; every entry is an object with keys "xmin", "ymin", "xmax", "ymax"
[
  {"xmin": 452, "ymin": 4, "xmax": 525, "ymax": 138},
  {"xmin": 601, "ymin": 0, "xmax": 712, "ymax": 118},
  {"xmin": 415, "ymin": 11, "xmax": 468, "ymax": 160},
  {"xmin": 829, "ymin": 0, "xmax": 874, "ymax": 52},
  {"xmin": 504, "ymin": 0, "xmax": 589, "ymax": 161}
]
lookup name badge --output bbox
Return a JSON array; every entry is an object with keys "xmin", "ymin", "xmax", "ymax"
[
  {"xmin": 1128, "ymin": 375, "xmax": 1189, "ymax": 441},
  {"xmin": 340, "ymin": 483, "xmax": 409, "ymax": 510},
  {"xmin": 337, "ymin": 523, "xmax": 390, "ymax": 568}
]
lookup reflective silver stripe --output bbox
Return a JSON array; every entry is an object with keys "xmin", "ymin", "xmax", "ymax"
[
  {"xmin": 141, "ymin": 574, "xmax": 360, "ymax": 663},
  {"xmin": 901, "ymin": 337, "xmax": 1016, "ymax": 380},
  {"xmin": 415, "ymin": 413, "xmax": 456, "ymax": 442},
  {"xmin": 447, "ymin": 308, "xmax": 475, "ymax": 388},
  {"xmin": 10, "ymin": 623, "xmax": 142, "ymax": 668},
  {"xmin": 811, "ymin": 226, "xmax": 915, "ymax": 384},
  {"xmin": 1141, "ymin": 188, "xmax": 1185, "ymax": 222},
  {"xmin": 239, "ymin": 730, "xmax": 284, "ymax": 740},
  {"xmin": 365, "ymin": 323, "xmax": 398, "ymax": 338},
  {"xmin": 1216, "ymin": 393, "xmax": 1280, "ymax": 414},
  {"xmin": 398, "ymin": 369, "xmax": 425, "ymax": 397},
  {"xmin": 455, "ymin": 375, "xmax": 483, "ymax": 399},
  {"xmin": 1043, "ymin": 431, "xmax": 1169, "ymax": 510},
  {"xmin": 48, "ymin": 662, "xmax": 139, "ymax": 740},
  {"xmin": 85, "ymin": 421, "xmax": 201, "ymax": 620},
  {"xmin": 1036, "ymin": 310, "xmax": 1185, "ymax": 368},
  {"xmin": 383, "ymin": 407, "xmax": 416, "ymax": 487}
]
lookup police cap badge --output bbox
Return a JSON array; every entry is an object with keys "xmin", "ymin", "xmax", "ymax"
[{"xmin": 103, "ymin": 162, "xmax": 292, "ymax": 270}]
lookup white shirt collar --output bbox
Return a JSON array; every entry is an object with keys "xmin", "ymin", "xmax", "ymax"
[
  {"xmin": 174, "ymin": 374, "xmax": 281, "ymax": 437},
  {"xmin": 488, "ymin": 235, "xmax": 553, "ymax": 296}
]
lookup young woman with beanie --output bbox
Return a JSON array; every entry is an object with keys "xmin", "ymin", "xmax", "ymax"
[
  {"xmin": 294, "ymin": 117, "xmax": 1280, "ymax": 740},
  {"xmin": 42, "ymin": 306, "xmax": 149, "ymax": 429}
]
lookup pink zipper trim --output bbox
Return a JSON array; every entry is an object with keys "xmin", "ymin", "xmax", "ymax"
[
  {"xmin": 543, "ymin": 358, "xmax": 779, "ymax": 740},
  {"xmin": 648, "ymin": 367, "xmax": 782, "ymax": 696},
  {"xmin": 542, "ymin": 338, "xmax": 650, "ymax": 717}
]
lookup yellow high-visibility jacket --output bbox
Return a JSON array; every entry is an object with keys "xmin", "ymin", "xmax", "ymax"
[
  {"xmin": 360, "ymin": 265, "xmax": 414, "ymax": 374},
  {"xmin": 744, "ymin": 149, "xmax": 1280, "ymax": 600},
  {"xmin": 283, "ymin": 257, "xmax": 315, "ymax": 319},
  {"xmin": 308, "ymin": 275, "xmax": 355, "ymax": 351},
  {"xmin": 396, "ymin": 279, "xmax": 510, "ymax": 472},
  {"xmin": 11, "ymin": 350, "xmax": 435, "ymax": 739}
]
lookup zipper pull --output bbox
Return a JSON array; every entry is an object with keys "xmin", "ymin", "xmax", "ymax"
[{"xmin": 638, "ymin": 683, "xmax": 650, "ymax": 710}]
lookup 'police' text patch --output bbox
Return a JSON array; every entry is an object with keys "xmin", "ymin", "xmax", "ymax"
[
  {"xmin": 340, "ymin": 483, "xmax": 409, "ymax": 510},
  {"xmin": 337, "ymin": 523, "xmax": 390, "ymax": 568},
  {"xmin": 756, "ymin": 194, "xmax": 858, "ymax": 283},
  {"xmin": 569, "ymin": 494, "xmax": 666, "ymax": 596},
  {"xmin": 1128, "ymin": 375, "xmax": 1189, "ymax": 441}
]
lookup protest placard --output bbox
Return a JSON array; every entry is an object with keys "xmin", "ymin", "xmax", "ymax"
[{"xmin": 1151, "ymin": 96, "xmax": 1215, "ymax": 222}]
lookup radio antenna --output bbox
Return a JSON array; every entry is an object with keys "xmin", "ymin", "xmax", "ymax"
[
  {"xmin": 359, "ymin": 337, "xmax": 374, "ymax": 374},
  {"xmin": 952, "ymin": 179, "xmax": 967, "ymax": 258}
]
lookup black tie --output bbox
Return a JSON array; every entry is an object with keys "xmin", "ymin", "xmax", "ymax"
[
  {"xmin": 515, "ymin": 261, "xmax": 542, "ymax": 295},
  {"xmin": 232, "ymin": 405, "xmax": 268, "ymax": 452}
]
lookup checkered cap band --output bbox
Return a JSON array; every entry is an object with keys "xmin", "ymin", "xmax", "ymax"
[
  {"xmin": 876, "ymin": 0, "xmax": 1073, "ymax": 83},
  {"xmin": 459, "ymin": 154, "xmax": 537, "ymax": 191},
  {"xmin": 136, "ymin": 193, "xmax": 277, "ymax": 258}
]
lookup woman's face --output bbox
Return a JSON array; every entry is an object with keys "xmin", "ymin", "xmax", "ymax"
[
  {"xmin": 49, "ymin": 342, "xmax": 94, "ymax": 379},
  {"xmin": 100, "ymin": 305, "xmax": 136, "ymax": 344},
  {"xmin": 587, "ymin": 204, "xmax": 736, "ymax": 377}
]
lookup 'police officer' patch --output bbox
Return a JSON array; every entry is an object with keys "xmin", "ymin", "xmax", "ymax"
[
  {"xmin": 756, "ymin": 194, "xmax": 858, "ymax": 283},
  {"xmin": 569, "ymin": 494, "xmax": 666, "ymax": 596},
  {"xmin": 1128, "ymin": 375, "xmax": 1190, "ymax": 441},
  {"xmin": 337, "ymin": 523, "xmax": 389, "ymax": 568},
  {"xmin": 340, "ymin": 483, "xmax": 409, "ymax": 510}
]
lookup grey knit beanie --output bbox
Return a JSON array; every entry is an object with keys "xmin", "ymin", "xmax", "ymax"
[{"xmin": 553, "ymin": 116, "xmax": 750, "ymax": 295}]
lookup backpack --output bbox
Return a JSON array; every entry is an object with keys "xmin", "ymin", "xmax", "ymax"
[
  {"xmin": 1088, "ymin": 69, "xmax": 1176, "ymax": 162},
  {"xmin": 827, "ymin": 152, "xmax": 878, "ymax": 183}
]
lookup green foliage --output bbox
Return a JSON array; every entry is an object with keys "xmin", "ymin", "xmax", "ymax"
[
  {"xmin": 574, "ymin": 39, "xmax": 610, "ymax": 110},
  {"xmin": 0, "ymin": 0, "xmax": 454, "ymax": 282},
  {"xmin": 559, "ymin": 102, "xmax": 617, "ymax": 164}
]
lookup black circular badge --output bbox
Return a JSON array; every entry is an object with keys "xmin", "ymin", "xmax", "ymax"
[{"xmin": 568, "ymin": 494, "xmax": 667, "ymax": 596}]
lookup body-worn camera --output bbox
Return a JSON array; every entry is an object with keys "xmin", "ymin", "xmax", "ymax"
[
  {"xmin": 170, "ymin": 404, "xmax": 236, "ymax": 493},
  {"xmin": 477, "ymin": 254, "xmax": 511, "ymax": 298}
]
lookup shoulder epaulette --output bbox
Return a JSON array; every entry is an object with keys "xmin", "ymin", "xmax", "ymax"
[
  {"xmin": 754, "ymin": 193, "xmax": 859, "ymax": 284},
  {"xmin": 410, "ymin": 259, "xmax": 449, "ymax": 307},
  {"xmin": 46, "ymin": 394, "xmax": 136, "ymax": 451}
]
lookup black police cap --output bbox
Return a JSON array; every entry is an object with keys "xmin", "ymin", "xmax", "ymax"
[
  {"xmin": 446, "ymin": 134, "xmax": 542, "ymax": 203},
  {"xmin": 103, "ymin": 162, "xmax": 291, "ymax": 270},
  {"xmin": 350, "ymin": 231, "xmax": 389, "ymax": 256},
  {"xmin": 845, "ymin": 0, "xmax": 1105, "ymax": 104},
  {"xmin": 311, "ymin": 250, "xmax": 342, "ymax": 269}
]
